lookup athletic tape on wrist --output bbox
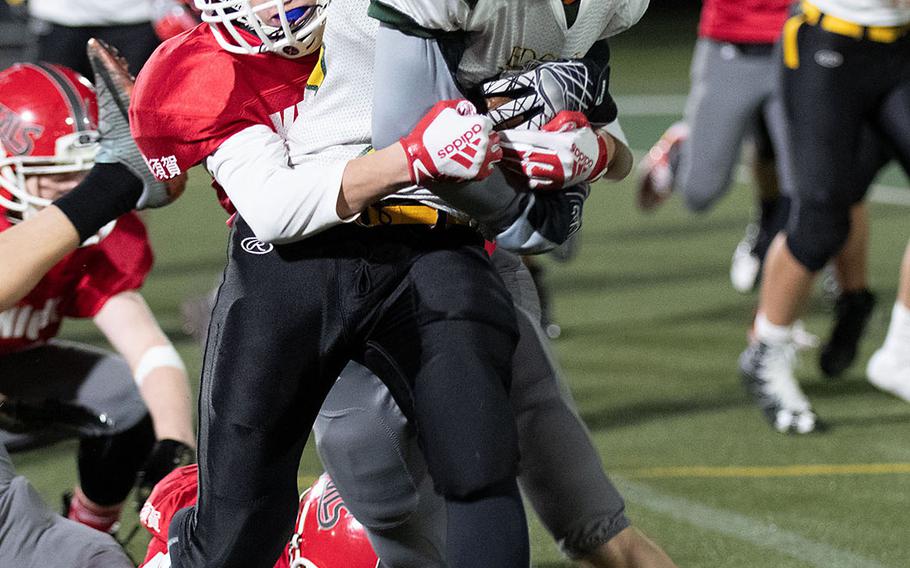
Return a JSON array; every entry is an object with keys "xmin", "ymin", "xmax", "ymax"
[{"xmin": 134, "ymin": 345, "xmax": 186, "ymax": 387}]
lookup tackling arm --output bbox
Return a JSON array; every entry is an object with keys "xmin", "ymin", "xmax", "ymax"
[
  {"xmin": 209, "ymin": 103, "xmax": 500, "ymax": 244},
  {"xmin": 0, "ymin": 206, "xmax": 80, "ymax": 311},
  {"xmin": 205, "ymin": 126, "xmax": 414, "ymax": 242}
]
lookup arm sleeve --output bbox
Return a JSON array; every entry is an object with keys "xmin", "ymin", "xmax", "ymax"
[
  {"xmin": 205, "ymin": 125, "xmax": 357, "ymax": 243},
  {"xmin": 372, "ymin": 23, "xmax": 527, "ymax": 231}
]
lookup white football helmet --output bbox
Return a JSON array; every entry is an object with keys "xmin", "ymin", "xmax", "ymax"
[{"xmin": 194, "ymin": 0, "xmax": 329, "ymax": 58}]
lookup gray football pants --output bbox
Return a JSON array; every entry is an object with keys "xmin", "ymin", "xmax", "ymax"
[
  {"xmin": 0, "ymin": 444, "xmax": 133, "ymax": 568},
  {"xmin": 0, "ymin": 340, "xmax": 149, "ymax": 448},
  {"xmin": 677, "ymin": 38, "xmax": 794, "ymax": 213},
  {"xmin": 315, "ymin": 249, "xmax": 629, "ymax": 565}
]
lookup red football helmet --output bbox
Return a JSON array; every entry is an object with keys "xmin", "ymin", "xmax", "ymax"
[
  {"xmin": 285, "ymin": 473, "xmax": 380, "ymax": 568},
  {"xmin": 0, "ymin": 63, "xmax": 99, "ymax": 219}
]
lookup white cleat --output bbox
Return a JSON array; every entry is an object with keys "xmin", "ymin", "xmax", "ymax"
[
  {"xmin": 867, "ymin": 348, "xmax": 910, "ymax": 403},
  {"xmin": 730, "ymin": 233, "xmax": 762, "ymax": 294},
  {"xmin": 739, "ymin": 340, "xmax": 822, "ymax": 434}
]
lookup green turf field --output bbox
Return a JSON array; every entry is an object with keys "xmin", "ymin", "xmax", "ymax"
[{"xmin": 12, "ymin": 11, "xmax": 910, "ymax": 567}]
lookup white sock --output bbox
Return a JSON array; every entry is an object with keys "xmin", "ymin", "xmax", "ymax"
[
  {"xmin": 882, "ymin": 302, "xmax": 910, "ymax": 356},
  {"xmin": 755, "ymin": 312, "xmax": 792, "ymax": 345}
]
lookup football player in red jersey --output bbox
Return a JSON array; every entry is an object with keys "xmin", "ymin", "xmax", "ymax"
[
  {"xmin": 130, "ymin": 2, "xmax": 517, "ymax": 567},
  {"xmin": 0, "ymin": 62, "xmax": 195, "ymax": 535}
]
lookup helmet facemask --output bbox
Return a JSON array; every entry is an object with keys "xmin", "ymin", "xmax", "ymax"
[
  {"xmin": 0, "ymin": 62, "xmax": 114, "ymax": 246},
  {"xmin": 195, "ymin": 0, "xmax": 328, "ymax": 58},
  {"xmin": 0, "ymin": 130, "xmax": 98, "ymax": 216}
]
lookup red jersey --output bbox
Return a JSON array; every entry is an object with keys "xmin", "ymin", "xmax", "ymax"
[
  {"xmin": 698, "ymin": 0, "xmax": 791, "ymax": 44},
  {"xmin": 130, "ymin": 24, "xmax": 317, "ymax": 215},
  {"xmin": 0, "ymin": 212, "xmax": 152, "ymax": 355},
  {"xmin": 139, "ymin": 464, "xmax": 292, "ymax": 568}
]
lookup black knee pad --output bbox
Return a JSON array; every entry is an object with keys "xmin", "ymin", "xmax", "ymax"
[
  {"xmin": 78, "ymin": 413, "xmax": 155, "ymax": 506},
  {"xmin": 785, "ymin": 201, "xmax": 850, "ymax": 272}
]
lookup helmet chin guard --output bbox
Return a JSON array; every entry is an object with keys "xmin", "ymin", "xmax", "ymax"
[{"xmin": 194, "ymin": 0, "xmax": 329, "ymax": 58}]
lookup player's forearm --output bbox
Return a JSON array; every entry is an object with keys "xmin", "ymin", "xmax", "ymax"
[
  {"xmin": 211, "ymin": 125, "xmax": 361, "ymax": 243},
  {"xmin": 0, "ymin": 206, "xmax": 80, "ymax": 311},
  {"xmin": 336, "ymin": 144, "xmax": 412, "ymax": 218},
  {"xmin": 139, "ymin": 368, "xmax": 196, "ymax": 447},
  {"xmin": 595, "ymin": 120, "xmax": 633, "ymax": 181}
]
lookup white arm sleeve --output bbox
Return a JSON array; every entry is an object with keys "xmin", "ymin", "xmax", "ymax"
[{"xmin": 205, "ymin": 125, "xmax": 357, "ymax": 244}]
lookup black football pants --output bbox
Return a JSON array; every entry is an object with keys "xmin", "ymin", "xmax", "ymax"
[
  {"xmin": 781, "ymin": 17, "xmax": 910, "ymax": 271},
  {"xmin": 169, "ymin": 219, "xmax": 527, "ymax": 568}
]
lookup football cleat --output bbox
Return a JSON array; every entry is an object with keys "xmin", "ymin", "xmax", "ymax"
[
  {"xmin": 636, "ymin": 122, "xmax": 688, "ymax": 212},
  {"xmin": 867, "ymin": 347, "xmax": 910, "ymax": 403},
  {"xmin": 819, "ymin": 289, "xmax": 876, "ymax": 378},
  {"xmin": 87, "ymin": 38, "xmax": 184, "ymax": 209},
  {"xmin": 739, "ymin": 340, "xmax": 820, "ymax": 434},
  {"xmin": 730, "ymin": 223, "xmax": 762, "ymax": 294},
  {"xmin": 62, "ymin": 489, "xmax": 122, "ymax": 535}
]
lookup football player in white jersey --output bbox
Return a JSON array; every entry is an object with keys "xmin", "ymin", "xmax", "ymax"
[
  {"xmin": 296, "ymin": 1, "xmax": 675, "ymax": 567},
  {"xmin": 740, "ymin": 0, "xmax": 910, "ymax": 434},
  {"xmin": 0, "ymin": 2, "xmax": 668, "ymax": 563}
]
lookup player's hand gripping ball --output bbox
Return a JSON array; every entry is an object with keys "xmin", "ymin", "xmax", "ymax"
[
  {"xmin": 399, "ymin": 100, "xmax": 502, "ymax": 186},
  {"xmin": 499, "ymin": 111, "xmax": 612, "ymax": 190}
]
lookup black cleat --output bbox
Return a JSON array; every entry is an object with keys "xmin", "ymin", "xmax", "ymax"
[{"xmin": 820, "ymin": 289, "xmax": 876, "ymax": 378}]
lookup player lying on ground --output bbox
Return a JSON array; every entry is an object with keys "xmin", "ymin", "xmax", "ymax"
[
  {"xmin": 0, "ymin": 443, "xmax": 134, "ymax": 568},
  {"xmin": 138, "ymin": 466, "xmax": 376, "ymax": 568},
  {"xmin": 0, "ymin": 41, "xmax": 185, "ymax": 312},
  {"xmin": 0, "ymin": 61, "xmax": 195, "ymax": 536}
]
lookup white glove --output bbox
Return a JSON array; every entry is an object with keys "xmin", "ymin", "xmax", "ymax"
[{"xmin": 499, "ymin": 111, "xmax": 610, "ymax": 190}]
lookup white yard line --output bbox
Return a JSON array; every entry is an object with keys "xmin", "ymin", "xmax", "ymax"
[{"xmin": 614, "ymin": 476, "xmax": 891, "ymax": 568}]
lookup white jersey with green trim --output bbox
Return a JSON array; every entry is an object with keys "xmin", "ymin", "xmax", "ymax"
[
  {"xmin": 285, "ymin": 0, "xmax": 377, "ymax": 169},
  {"xmin": 373, "ymin": 0, "xmax": 649, "ymax": 87}
]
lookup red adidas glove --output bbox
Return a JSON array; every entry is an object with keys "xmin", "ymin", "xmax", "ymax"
[
  {"xmin": 399, "ymin": 100, "xmax": 502, "ymax": 186},
  {"xmin": 499, "ymin": 111, "xmax": 611, "ymax": 190}
]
